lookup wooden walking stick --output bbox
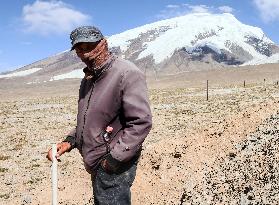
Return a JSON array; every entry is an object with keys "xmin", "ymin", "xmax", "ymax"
[
  {"xmin": 51, "ymin": 144, "xmax": 58, "ymax": 205},
  {"xmin": 206, "ymin": 80, "xmax": 209, "ymax": 101}
]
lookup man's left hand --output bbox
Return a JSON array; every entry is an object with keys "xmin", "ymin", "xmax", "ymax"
[
  {"xmin": 101, "ymin": 155, "xmax": 122, "ymax": 174},
  {"xmin": 101, "ymin": 159, "xmax": 114, "ymax": 173}
]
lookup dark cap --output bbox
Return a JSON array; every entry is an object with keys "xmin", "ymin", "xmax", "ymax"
[{"xmin": 70, "ymin": 26, "xmax": 104, "ymax": 50}]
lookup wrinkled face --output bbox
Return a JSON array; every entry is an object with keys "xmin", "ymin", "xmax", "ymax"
[{"xmin": 74, "ymin": 42, "xmax": 100, "ymax": 62}]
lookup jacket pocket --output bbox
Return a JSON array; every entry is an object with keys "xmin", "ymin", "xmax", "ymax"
[
  {"xmin": 92, "ymin": 131, "xmax": 106, "ymax": 149},
  {"xmin": 109, "ymin": 128, "xmax": 124, "ymax": 151}
]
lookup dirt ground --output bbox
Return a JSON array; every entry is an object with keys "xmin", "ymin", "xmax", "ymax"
[{"xmin": 0, "ymin": 65, "xmax": 279, "ymax": 204}]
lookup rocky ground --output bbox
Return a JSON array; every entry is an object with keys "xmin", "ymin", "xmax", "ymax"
[
  {"xmin": 182, "ymin": 111, "xmax": 279, "ymax": 204},
  {"xmin": 0, "ymin": 79, "xmax": 278, "ymax": 204}
]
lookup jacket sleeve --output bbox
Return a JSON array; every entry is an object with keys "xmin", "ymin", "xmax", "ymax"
[
  {"xmin": 109, "ymin": 68, "xmax": 152, "ymax": 162},
  {"xmin": 62, "ymin": 77, "xmax": 87, "ymax": 150},
  {"xmin": 63, "ymin": 128, "xmax": 77, "ymax": 151}
]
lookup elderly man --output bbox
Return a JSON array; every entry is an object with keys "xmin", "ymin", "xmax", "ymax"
[{"xmin": 47, "ymin": 26, "xmax": 152, "ymax": 205}]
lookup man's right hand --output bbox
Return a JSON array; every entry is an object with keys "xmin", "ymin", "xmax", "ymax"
[{"xmin": 46, "ymin": 142, "xmax": 71, "ymax": 162}]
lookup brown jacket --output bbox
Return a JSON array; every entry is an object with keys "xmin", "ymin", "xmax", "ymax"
[{"xmin": 67, "ymin": 56, "xmax": 152, "ymax": 172}]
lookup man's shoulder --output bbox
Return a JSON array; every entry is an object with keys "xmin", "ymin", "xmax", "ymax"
[{"xmin": 113, "ymin": 56, "xmax": 143, "ymax": 74}]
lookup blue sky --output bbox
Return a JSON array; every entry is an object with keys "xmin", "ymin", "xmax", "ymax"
[{"xmin": 1, "ymin": 0, "xmax": 279, "ymax": 73}]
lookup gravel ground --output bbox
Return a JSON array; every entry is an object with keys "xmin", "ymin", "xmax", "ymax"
[
  {"xmin": 181, "ymin": 111, "xmax": 279, "ymax": 205},
  {"xmin": 0, "ymin": 83, "xmax": 278, "ymax": 205}
]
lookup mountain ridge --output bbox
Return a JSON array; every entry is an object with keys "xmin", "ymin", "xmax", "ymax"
[
  {"xmin": 1, "ymin": 12, "xmax": 279, "ymax": 82},
  {"xmin": 109, "ymin": 13, "xmax": 278, "ymax": 69}
]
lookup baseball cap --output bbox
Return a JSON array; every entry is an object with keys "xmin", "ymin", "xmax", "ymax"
[{"xmin": 70, "ymin": 26, "xmax": 104, "ymax": 50}]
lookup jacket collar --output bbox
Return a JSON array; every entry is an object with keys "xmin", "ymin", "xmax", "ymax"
[{"xmin": 83, "ymin": 54, "xmax": 116, "ymax": 81}]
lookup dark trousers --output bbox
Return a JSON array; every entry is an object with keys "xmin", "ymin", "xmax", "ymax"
[{"xmin": 91, "ymin": 156, "xmax": 139, "ymax": 205}]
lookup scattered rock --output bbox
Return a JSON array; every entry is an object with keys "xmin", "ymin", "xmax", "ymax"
[{"xmin": 22, "ymin": 195, "xmax": 32, "ymax": 204}]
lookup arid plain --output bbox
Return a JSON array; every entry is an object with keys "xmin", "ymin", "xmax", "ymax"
[{"xmin": 0, "ymin": 64, "xmax": 279, "ymax": 204}]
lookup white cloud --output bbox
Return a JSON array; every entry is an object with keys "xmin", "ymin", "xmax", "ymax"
[
  {"xmin": 218, "ymin": 6, "xmax": 234, "ymax": 13},
  {"xmin": 22, "ymin": 0, "xmax": 91, "ymax": 35},
  {"xmin": 253, "ymin": 0, "xmax": 279, "ymax": 22},
  {"xmin": 156, "ymin": 4, "xmax": 234, "ymax": 20},
  {"xmin": 187, "ymin": 5, "xmax": 211, "ymax": 13},
  {"xmin": 166, "ymin": 5, "xmax": 180, "ymax": 9}
]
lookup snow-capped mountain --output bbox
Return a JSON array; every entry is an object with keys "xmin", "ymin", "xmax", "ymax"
[
  {"xmin": 1, "ymin": 13, "xmax": 278, "ymax": 82},
  {"xmin": 109, "ymin": 13, "xmax": 279, "ymax": 72}
]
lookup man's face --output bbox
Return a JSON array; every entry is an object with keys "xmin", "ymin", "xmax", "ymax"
[{"xmin": 74, "ymin": 42, "xmax": 100, "ymax": 63}]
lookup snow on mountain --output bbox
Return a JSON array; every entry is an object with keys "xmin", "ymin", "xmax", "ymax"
[
  {"xmin": 108, "ymin": 13, "xmax": 278, "ymax": 69},
  {"xmin": 0, "ymin": 67, "xmax": 42, "ymax": 78},
  {"xmin": 242, "ymin": 53, "xmax": 279, "ymax": 66},
  {"xmin": 49, "ymin": 69, "xmax": 84, "ymax": 81},
  {"xmin": 1, "ymin": 12, "xmax": 278, "ymax": 83}
]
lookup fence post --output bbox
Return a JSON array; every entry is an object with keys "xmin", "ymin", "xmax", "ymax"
[{"xmin": 244, "ymin": 80, "xmax": 246, "ymax": 88}]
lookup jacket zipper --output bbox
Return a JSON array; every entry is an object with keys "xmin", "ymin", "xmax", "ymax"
[
  {"xmin": 80, "ymin": 81, "xmax": 95, "ymax": 152},
  {"xmin": 78, "ymin": 56, "xmax": 115, "ymax": 154}
]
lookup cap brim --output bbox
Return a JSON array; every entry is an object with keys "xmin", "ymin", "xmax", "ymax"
[{"xmin": 70, "ymin": 37, "xmax": 103, "ymax": 51}]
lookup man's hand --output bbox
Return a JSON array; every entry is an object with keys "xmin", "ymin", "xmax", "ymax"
[
  {"xmin": 100, "ymin": 155, "xmax": 122, "ymax": 174},
  {"xmin": 46, "ymin": 142, "xmax": 71, "ymax": 162},
  {"xmin": 101, "ymin": 159, "xmax": 113, "ymax": 173}
]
